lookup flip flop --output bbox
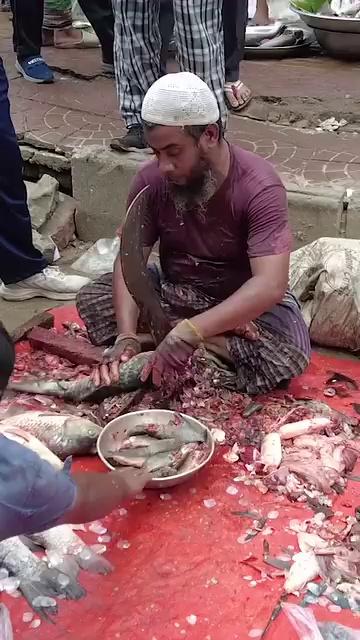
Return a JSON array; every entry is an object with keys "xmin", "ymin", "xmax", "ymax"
[{"xmin": 224, "ymin": 81, "xmax": 252, "ymax": 113}]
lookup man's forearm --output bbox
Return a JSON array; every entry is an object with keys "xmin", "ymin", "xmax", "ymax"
[
  {"xmin": 191, "ymin": 276, "xmax": 286, "ymax": 339},
  {"xmin": 112, "ymin": 254, "xmax": 139, "ymax": 334}
]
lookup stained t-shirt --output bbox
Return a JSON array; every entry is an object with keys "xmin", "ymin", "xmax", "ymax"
[{"xmin": 128, "ymin": 144, "xmax": 292, "ymax": 301}]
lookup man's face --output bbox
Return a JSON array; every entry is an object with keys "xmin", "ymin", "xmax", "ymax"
[
  {"xmin": 145, "ymin": 125, "xmax": 212, "ymax": 188},
  {"xmin": 145, "ymin": 125, "xmax": 219, "ymax": 214}
]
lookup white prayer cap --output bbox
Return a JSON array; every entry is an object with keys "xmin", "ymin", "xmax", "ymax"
[{"xmin": 141, "ymin": 72, "xmax": 220, "ymax": 127}]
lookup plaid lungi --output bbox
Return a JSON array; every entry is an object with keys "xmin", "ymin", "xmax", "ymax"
[
  {"xmin": 112, "ymin": 0, "xmax": 226, "ymax": 128},
  {"xmin": 76, "ymin": 266, "xmax": 310, "ymax": 395}
]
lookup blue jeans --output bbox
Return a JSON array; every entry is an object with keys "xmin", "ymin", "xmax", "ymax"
[{"xmin": 0, "ymin": 58, "xmax": 47, "ymax": 284}]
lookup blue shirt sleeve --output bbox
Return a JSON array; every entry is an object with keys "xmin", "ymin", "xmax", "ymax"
[{"xmin": 0, "ymin": 435, "xmax": 76, "ymax": 541}]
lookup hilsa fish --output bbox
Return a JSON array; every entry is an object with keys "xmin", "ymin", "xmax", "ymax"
[
  {"xmin": 0, "ymin": 411, "xmax": 102, "ymax": 459},
  {"xmin": 8, "ymin": 352, "xmax": 151, "ymax": 402}
]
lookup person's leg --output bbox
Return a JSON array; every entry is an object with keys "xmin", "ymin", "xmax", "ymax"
[
  {"xmin": 173, "ymin": 0, "xmax": 226, "ymax": 125},
  {"xmin": 76, "ymin": 273, "xmax": 117, "ymax": 345},
  {"xmin": 111, "ymin": 0, "xmax": 161, "ymax": 152},
  {"xmin": 10, "ymin": 0, "xmax": 43, "ymax": 59},
  {"xmin": 254, "ymin": 0, "xmax": 271, "ymax": 26},
  {"xmin": 159, "ymin": 0, "xmax": 174, "ymax": 74},
  {"xmin": 42, "ymin": 0, "xmax": 99, "ymax": 48},
  {"xmin": 0, "ymin": 58, "xmax": 90, "ymax": 300},
  {"xmin": 223, "ymin": 0, "xmax": 252, "ymax": 112},
  {"xmin": 10, "ymin": 0, "xmax": 54, "ymax": 83},
  {"xmin": 0, "ymin": 58, "xmax": 48, "ymax": 285},
  {"xmin": 78, "ymin": 0, "xmax": 114, "ymax": 65}
]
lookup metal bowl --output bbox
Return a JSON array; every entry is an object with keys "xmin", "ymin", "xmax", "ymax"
[
  {"xmin": 290, "ymin": 6, "xmax": 360, "ymax": 59},
  {"xmin": 97, "ymin": 409, "xmax": 215, "ymax": 489},
  {"xmin": 290, "ymin": 6, "xmax": 360, "ymax": 33},
  {"xmin": 313, "ymin": 28, "xmax": 360, "ymax": 60}
]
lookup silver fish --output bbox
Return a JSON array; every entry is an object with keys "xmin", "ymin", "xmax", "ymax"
[
  {"xmin": 0, "ymin": 536, "xmax": 85, "ymax": 617},
  {"xmin": 319, "ymin": 621, "xmax": 356, "ymax": 639},
  {"xmin": 30, "ymin": 526, "xmax": 113, "ymax": 576},
  {"xmin": 0, "ymin": 605, "xmax": 13, "ymax": 640},
  {"xmin": 127, "ymin": 417, "xmax": 206, "ymax": 444},
  {"xmin": 8, "ymin": 352, "xmax": 151, "ymax": 402},
  {"xmin": 0, "ymin": 411, "xmax": 102, "ymax": 459},
  {"xmin": 146, "ymin": 450, "xmax": 178, "ymax": 473},
  {"xmin": 108, "ymin": 437, "xmax": 181, "ymax": 469},
  {"xmin": 178, "ymin": 447, "xmax": 208, "ymax": 473}
]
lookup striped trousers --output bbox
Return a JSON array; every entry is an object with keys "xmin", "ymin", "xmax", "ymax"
[{"xmin": 113, "ymin": 0, "xmax": 226, "ymax": 129}]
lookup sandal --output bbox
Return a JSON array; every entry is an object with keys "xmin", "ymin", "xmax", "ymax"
[{"xmin": 224, "ymin": 80, "xmax": 252, "ymax": 113}]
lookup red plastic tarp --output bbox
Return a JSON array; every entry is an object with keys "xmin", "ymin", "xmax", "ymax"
[{"xmin": 2, "ymin": 306, "xmax": 360, "ymax": 640}]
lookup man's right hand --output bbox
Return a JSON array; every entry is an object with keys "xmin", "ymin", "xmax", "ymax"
[{"xmin": 91, "ymin": 333, "xmax": 141, "ymax": 386}]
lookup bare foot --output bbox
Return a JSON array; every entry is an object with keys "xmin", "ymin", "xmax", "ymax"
[
  {"xmin": 42, "ymin": 26, "xmax": 99, "ymax": 48},
  {"xmin": 224, "ymin": 81, "xmax": 252, "ymax": 112},
  {"xmin": 254, "ymin": 0, "xmax": 273, "ymax": 25}
]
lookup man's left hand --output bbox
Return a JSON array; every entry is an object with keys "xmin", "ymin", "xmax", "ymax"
[{"xmin": 140, "ymin": 319, "xmax": 202, "ymax": 387}]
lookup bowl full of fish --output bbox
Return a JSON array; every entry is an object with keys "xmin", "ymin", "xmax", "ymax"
[{"xmin": 97, "ymin": 409, "xmax": 215, "ymax": 489}]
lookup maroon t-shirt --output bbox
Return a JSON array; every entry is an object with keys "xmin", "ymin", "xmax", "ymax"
[{"xmin": 127, "ymin": 144, "xmax": 291, "ymax": 302}]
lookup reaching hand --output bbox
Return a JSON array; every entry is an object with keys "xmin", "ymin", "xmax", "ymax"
[
  {"xmin": 110, "ymin": 467, "xmax": 150, "ymax": 499},
  {"xmin": 91, "ymin": 333, "xmax": 141, "ymax": 386},
  {"xmin": 140, "ymin": 319, "xmax": 202, "ymax": 388}
]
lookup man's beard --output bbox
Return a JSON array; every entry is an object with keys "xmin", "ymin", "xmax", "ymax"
[{"xmin": 167, "ymin": 166, "xmax": 218, "ymax": 219}]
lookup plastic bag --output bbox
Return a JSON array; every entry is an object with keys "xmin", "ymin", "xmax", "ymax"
[
  {"xmin": 290, "ymin": 238, "xmax": 360, "ymax": 351},
  {"xmin": 330, "ymin": 0, "xmax": 360, "ymax": 15},
  {"xmin": 72, "ymin": 237, "xmax": 120, "ymax": 277},
  {"xmin": 283, "ymin": 604, "xmax": 360, "ymax": 640},
  {"xmin": 0, "ymin": 605, "xmax": 13, "ymax": 640}
]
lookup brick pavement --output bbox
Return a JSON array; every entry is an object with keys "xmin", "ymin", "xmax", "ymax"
[{"xmin": 1, "ymin": 13, "xmax": 359, "ymax": 187}]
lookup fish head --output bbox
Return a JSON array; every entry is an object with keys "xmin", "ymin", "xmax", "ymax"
[{"xmin": 62, "ymin": 418, "xmax": 102, "ymax": 455}]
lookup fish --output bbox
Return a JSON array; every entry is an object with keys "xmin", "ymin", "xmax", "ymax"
[
  {"xmin": 279, "ymin": 417, "xmax": 331, "ymax": 440},
  {"xmin": 8, "ymin": 352, "xmax": 152, "ymax": 402},
  {"xmin": 297, "ymin": 400, "xmax": 359, "ymax": 428},
  {"xmin": 297, "ymin": 532, "xmax": 329, "ymax": 553},
  {"xmin": 319, "ymin": 621, "xmax": 358, "ymax": 639},
  {"xmin": 178, "ymin": 447, "xmax": 209, "ymax": 473},
  {"xmin": 0, "ymin": 536, "xmax": 85, "ymax": 618},
  {"xmin": 1, "ymin": 427, "xmax": 63, "ymax": 470},
  {"xmin": 30, "ymin": 526, "xmax": 113, "ymax": 576},
  {"xmin": 0, "ymin": 604, "xmax": 13, "ymax": 640},
  {"xmin": 146, "ymin": 450, "xmax": 178, "ymax": 473},
  {"xmin": 0, "ymin": 411, "xmax": 102, "ymax": 459},
  {"xmin": 126, "ymin": 416, "xmax": 206, "ymax": 443},
  {"xmin": 284, "ymin": 551, "xmax": 320, "ymax": 594},
  {"xmin": 326, "ymin": 371, "xmax": 358, "ymax": 391},
  {"xmin": 260, "ymin": 433, "xmax": 282, "ymax": 469},
  {"xmin": 107, "ymin": 437, "xmax": 181, "ymax": 469},
  {"xmin": 284, "ymin": 459, "xmax": 339, "ymax": 493}
]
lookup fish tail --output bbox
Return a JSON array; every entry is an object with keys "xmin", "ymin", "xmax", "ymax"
[{"xmin": 76, "ymin": 547, "xmax": 113, "ymax": 575}]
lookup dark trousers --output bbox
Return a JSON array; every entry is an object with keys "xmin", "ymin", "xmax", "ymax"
[
  {"xmin": 224, "ymin": 0, "xmax": 248, "ymax": 82},
  {"xmin": 10, "ymin": 0, "xmax": 43, "ymax": 59},
  {"xmin": 0, "ymin": 58, "xmax": 47, "ymax": 284},
  {"xmin": 10, "ymin": 0, "xmax": 114, "ymax": 63},
  {"xmin": 159, "ymin": 0, "xmax": 248, "ymax": 82}
]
